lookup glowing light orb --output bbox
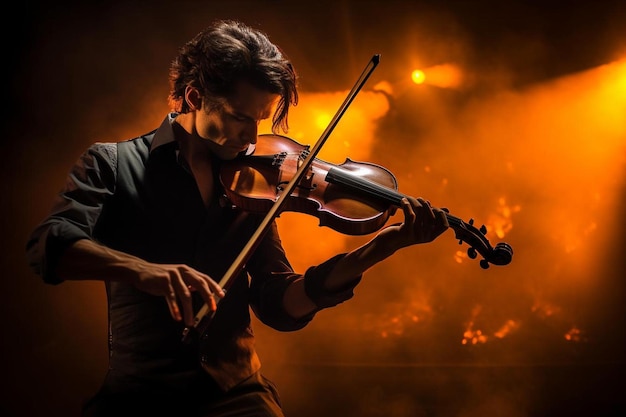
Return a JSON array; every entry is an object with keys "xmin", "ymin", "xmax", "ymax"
[{"xmin": 411, "ymin": 69, "xmax": 426, "ymax": 84}]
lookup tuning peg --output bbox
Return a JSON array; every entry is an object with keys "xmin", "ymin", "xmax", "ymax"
[
  {"xmin": 480, "ymin": 259, "xmax": 490, "ymax": 269},
  {"xmin": 469, "ymin": 218, "xmax": 474, "ymax": 226},
  {"xmin": 480, "ymin": 225, "xmax": 487, "ymax": 234},
  {"xmin": 467, "ymin": 247, "xmax": 477, "ymax": 259}
]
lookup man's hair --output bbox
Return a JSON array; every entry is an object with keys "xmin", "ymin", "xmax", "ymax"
[{"xmin": 168, "ymin": 20, "xmax": 298, "ymax": 133}]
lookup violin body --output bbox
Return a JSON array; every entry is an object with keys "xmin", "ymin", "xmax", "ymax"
[{"xmin": 220, "ymin": 134, "xmax": 400, "ymax": 235}]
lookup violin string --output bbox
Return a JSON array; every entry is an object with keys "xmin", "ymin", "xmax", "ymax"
[{"xmin": 326, "ymin": 166, "xmax": 467, "ymax": 230}]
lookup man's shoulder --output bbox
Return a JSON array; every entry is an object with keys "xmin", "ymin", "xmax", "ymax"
[
  {"xmin": 120, "ymin": 128, "xmax": 157, "ymax": 147},
  {"xmin": 85, "ymin": 124, "xmax": 161, "ymax": 166},
  {"xmin": 115, "ymin": 129, "xmax": 158, "ymax": 156}
]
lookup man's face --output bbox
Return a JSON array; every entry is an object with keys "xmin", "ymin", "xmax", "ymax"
[{"xmin": 196, "ymin": 81, "xmax": 279, "ymax": 160}]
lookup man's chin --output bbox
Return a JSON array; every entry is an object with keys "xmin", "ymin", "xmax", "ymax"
[{"xmin": 244, "ymin": 143, "xmax": 256, "ymax": 156}]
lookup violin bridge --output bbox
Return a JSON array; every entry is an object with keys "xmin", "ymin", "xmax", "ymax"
[
  {"xmin": 272, "ymin": 152, "xmax": 287, "ymax": 166},
  {"xmin": 299, "ymin": 146, "xmax": 310, "ymax": 161}
]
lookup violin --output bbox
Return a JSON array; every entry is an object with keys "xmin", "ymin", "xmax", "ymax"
[{"xmin": 221, "ymin": 134, "xmax": 513, "ymax": 269}]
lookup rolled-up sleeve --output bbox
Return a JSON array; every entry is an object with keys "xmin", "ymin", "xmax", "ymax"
[
  {"xmin": 26, "ymin": 143, "xmax": 117, "ymax": 284},
  {"xmin": 302, "ymin": 253, "xmax": 362, "ymax": 309}
]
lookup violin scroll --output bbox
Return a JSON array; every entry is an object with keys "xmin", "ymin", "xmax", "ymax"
[{"xmin": 445, "ymin": 210, "xmax": 513, "ymax": 268}]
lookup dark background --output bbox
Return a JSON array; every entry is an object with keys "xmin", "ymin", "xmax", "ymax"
[{"xmin": 3, "ymin": 1, "xmax": 626, "ymax": 416}]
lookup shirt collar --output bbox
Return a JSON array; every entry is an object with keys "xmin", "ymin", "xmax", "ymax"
[{"xmin": 150, "ymin": 112, "xmax": 179, "ymax": 152}]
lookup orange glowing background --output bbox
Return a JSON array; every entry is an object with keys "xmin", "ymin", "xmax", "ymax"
[{"xmin": 4, "ymin": 1, "xmax": 626, "ymax": 416}]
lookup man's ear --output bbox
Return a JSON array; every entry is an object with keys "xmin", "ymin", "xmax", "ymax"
[{"xmin": 184, "ymin": 86, "xmax": 202, "ymax": 110}]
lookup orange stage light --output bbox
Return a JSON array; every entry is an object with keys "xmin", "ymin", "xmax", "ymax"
[{"xmin": 411, "ymin": 64, "xmax": 463, "ymax": 89}]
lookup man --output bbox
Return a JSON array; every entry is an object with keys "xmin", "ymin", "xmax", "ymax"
[{"xmin": 26, "ymin": 20, "xmax": 449, "ymax": 416}]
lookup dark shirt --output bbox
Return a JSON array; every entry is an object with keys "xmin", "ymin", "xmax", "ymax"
[{"xmin": 26, "ymin": 114, "xmax": 361, "ymax": 395}]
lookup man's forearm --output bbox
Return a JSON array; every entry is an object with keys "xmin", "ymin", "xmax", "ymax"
[{"xmin": 55, "ymin": 238, "xmax": 142, "ymax": 283}]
